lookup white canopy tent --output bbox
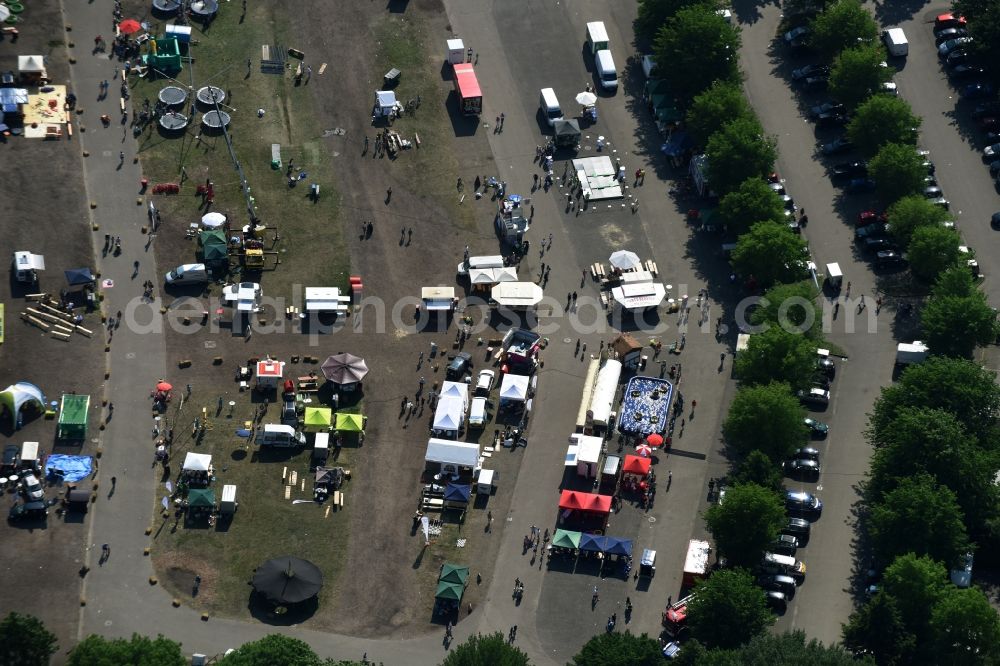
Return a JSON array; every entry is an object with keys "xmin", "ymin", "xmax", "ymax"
[
  {"xmin": 432, "ymin": 397, "xmax": 466, "ymax": 436},
  {"xmin": 374, "ymin": 90, "xmax": 399, "ymax": 118},
  {"xmin": 305, "ymin": 287, "xmax": 350, "ymax": 313},
  {"xmin": 570, "ymin": 433, "xmax": 603, "ymax": 477},
  {"xmin": 425, "ymin": 438, "xmax": 480, "ymax": 470},
  {"xmin": 183, "ymin": 452, "xmax": 212, "ymax": 472},
  {"xmin": 499, "ymin": 374, "xmax": 529, "ymax": 402},
  {"xmin": 439, "ymin": 381, "xmax": 469, "ymax": 409},
  {"xmin": 222, "ymin": 282, "xmax": 262, "ymax": 312},
  {"xmin": 491, "ymin": 281, "xmax": 544, "ymax": 308},
  {"xmin": 201, "ymin": 212, "xmax": 227, "ymax": 228},
  {"xmin": 589, "ymin": 359, "xmax": 622, "ymax": 427},
  {"xmin": 18, "ymin": 55, "xmax": 46, "ymax": 74},
  {"xmin": 611, "ymin": 272, "xmax": 667, "ymax": 311}
]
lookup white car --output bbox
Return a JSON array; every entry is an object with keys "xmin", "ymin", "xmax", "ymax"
[
  {"xmin": 21, "ymin": 472, "xmax": 44, "ymax": 502},
  {"xmin": 475, "ymin": 369, "xmax": 495, "ymax": 396},
  {"xmin": 469, "ymin": 397, "xmax": 488, "ymax": 427}
]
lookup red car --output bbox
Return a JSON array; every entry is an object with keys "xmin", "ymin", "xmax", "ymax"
[
  {"xmin": 857, "ymin": 210, "xmax": 878, "ymax": 227},
  {"xmin": 936, "ymin": 13, "xmax": 967, "ymax": 30}
]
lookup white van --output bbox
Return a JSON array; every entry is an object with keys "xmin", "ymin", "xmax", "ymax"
[
  {"xmin": 586, "ymin": 21, "xmax": 609, "ymax": 53},
  {"xmin": 469, "ymin": 397, "xmax": 488, "ymax": 427},
  {"xmin": 539, "ymin": 88, "xmax": 563, "ymax": 126},
  {"xmin": 825, "ymin": 262, "xmax": 843, "ymax": 290},
  {"xmin": 165, "ymin": 263, "xmax": 209, "ymax": 285},
  {"xmin": 883, "ymin": 28, "xmax": 908, "ymax": 57},
  {"xmin": 762, "ymin": 552, "xmax": 807, "ymax": 580},
  {"xmin": 595, "ymin": 50, "xmax": 618, "ymax": 91},
  {"xmin": 258, "ymin": 424, "xmax": 307, "ymax": 447}
]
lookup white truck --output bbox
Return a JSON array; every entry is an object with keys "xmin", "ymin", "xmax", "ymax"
[
  {"xmin": 12, "ymin": 251, "xmax": 45, "ymax": 285},
  {"xmin": 883, "ymin": 28, "xmax": 908, "ymax": 57},
  {"xmin": 895, "ymin": 341, "xmax": 929, "ymax": 366}
]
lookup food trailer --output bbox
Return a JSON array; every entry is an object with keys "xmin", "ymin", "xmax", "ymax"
[{"xmin": 453, "ymin": 63, "xmax": 482, "ymax": 116}]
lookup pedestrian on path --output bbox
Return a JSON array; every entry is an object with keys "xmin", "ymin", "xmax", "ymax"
[
  {"xmin": 667, "ymin": 470, "xmax": 672, "ymax": 490},
  {"xmin": 386, "ymin": 187, "xmax": 392, "ymax": 203},
  {"xmin": 119, "ymin": 151, "xmax": 125, "ymax": 164}
]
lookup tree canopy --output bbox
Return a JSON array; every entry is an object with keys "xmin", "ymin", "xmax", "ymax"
[
  {"xmin": 731, "ymin": 222, "xmax": 809, "ymax": 287},
  {"xmin": 678, "ymin": 631, "xmax": 868, "ymax": 666},
  {"xmin": 906, "ymin": 225, "xmax": 962, "ymax": 283},
  {"xmin": 705, "ymin": 482, "xmax": 787, "ymax": 567},
  {"xmin": 0, "ymin": 613, "xmax": 58, "ymax": 666},
  {"xmin": 636, "ymin": 0, "xmax": 719, "ymax": 40},
  {"xmin": 718, "ymin": 177, "xmax": 786, "ymax": 235},
  {"xmin": 748, "ymin": 281, "xmax": 821, "ymax": 339},
  {"xmin": 829, "ymin": 43, "xmax": 894, "ymax": 110},
  {"xmin": 68, "ymin": 634, "xmax": 185, "ymax": 666},
  {"xmin": 570, "ymin": 631, "xmax": 663, "ymax": 666},
  {"xmin": 868, "ymin": 143, "xmax": 927, "ymax": 204},
  {"xmin": 921, "ymin": 276, "xmax": 999, "ymax": 359},
  {"xmin": 706, "ymin": 119, "xmax": 778, "ymax": 195},
  {"xmin": 954, "ymin": 0, "xmax": 1000, "ymax": 81},
  {"xmin": 218, "ymin": 635, "xmax": 322, "ymax": 666},
  {"xmin": 868, "ymin": 473, "xmax": 970, "ymax": 567},
  {"xmin": 723, "ymin": 382, "xmax": 808, "ymax": 460},
  {"xmin": 687, "ymin": 568, "xmax": 775, "ymax": 649},
  {"xmin": 734, "ymin": 326, "xmax": 819, "ymax": 392},
  {"xmin": 881, "ymin": 553, "xmax": 949, "ymax": 633},
  {"xmin": 653, "ymin": 5, "xmax": 740, "ymax": 103},
  {"xmin": 929, "ymin": 587, "xmax": 1000, "ymax": 664},
  {"xmin": 808, "ymin": 0, "xmax": 879, "ymax": 59},
  {"xmin": 686, "ymin": 81, "xmax": 756, "ymax": 149},
  {"xmin": 444, "ymin": 632, "xmax": 530, "ymax": 666},
  {"xmin": 842, "ymin": 590, "xmax": 917, "ymax": 665},
  {"xmin": 886, "ymin": 195, "xmax": 950, "ymax": 249},
  {"xmin": 846, "ymin": 94, "xmax": 920, "ymax": 156},
  {"xmin": 730, "ymin": 449, "xmax": 785, "ymax": 493}
]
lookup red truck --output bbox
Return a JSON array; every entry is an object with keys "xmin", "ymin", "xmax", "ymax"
[{"xmin": 453, "ymin": 63, "xmax": 482, "ymax": 116}]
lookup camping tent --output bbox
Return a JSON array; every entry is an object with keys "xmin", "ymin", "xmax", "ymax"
[
  {"xmin": 57, "ymin": 394, "xmax": 90, "ymax": 440},
  {"xmin": 334, "ymin": 413, "xmax": 365, "ymax": 433},
  {"xmin": 187, "ymin": 488, "xmax": 216, "ymax": 508},
  {"xmin": 183, "ymin": 452, "xmax": 212, "ymax": 472},
  {"xmin": 552, "ymin": 528, "xmax": 582, "ymax": 549},
  {"xmin": 0, "ymin": 382, "xmax": 45, "ymax": 430},
  {"xmin": 432, "ymin": 397, "xmax": 465, "ymax": 436},
  {"xmin": 499, "ymin": 374, "xmax": 529, "ymax": 403},
  {"xmin": 303, "ymin": 407, "xmax": 332, "ymax": 432},
  {"xmin": 622, "ymin": 454, "xmax": 651, "ymax": 476}
]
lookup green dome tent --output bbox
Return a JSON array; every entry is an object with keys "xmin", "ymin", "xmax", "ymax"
[{"xmin": 0, "ymin": 382, "xmax": 46, "ymax": 430}]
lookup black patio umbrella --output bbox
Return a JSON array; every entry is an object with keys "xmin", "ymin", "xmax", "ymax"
[{"xmin": 252, "ymin": 556, "xmax": 323, "ymax": 605}]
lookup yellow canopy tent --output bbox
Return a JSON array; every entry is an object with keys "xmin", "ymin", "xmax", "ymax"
[
  {"xmin": 303, "ymin": 406, "xmax": 332, "ymax": 433},
  {"xmin": 334, "ymin": 412, "xmax": 365, "ymax": 434}
]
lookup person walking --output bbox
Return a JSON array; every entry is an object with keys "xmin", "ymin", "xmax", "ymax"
[
  {"xmin": 667, "ymin": 470, "xmax": 672, "ymax": 490},
  {"xmin": 386, "ymin": 187, "xmax": 392, "ymax": 202}
]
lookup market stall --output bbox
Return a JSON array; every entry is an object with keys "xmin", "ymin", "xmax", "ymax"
[
  {"xmin": 425, "ymin": 438, "xmax": 480, "ymax": 478},
  {"xmin": 431, "ymin": 397, "xmax": 465, "ymax": 439},
  {"xmin": 303, "ymin": 407, "xmax": 332, "ymax": 433},
  {"xmin": 57, "ymin": 394, "xmax": 90, "ymax": 441}
]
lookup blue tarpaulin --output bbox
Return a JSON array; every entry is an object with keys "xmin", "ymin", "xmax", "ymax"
[
  {"xmin": 0, "ymin": 88, "xmax": 28, "ymax": 113},
  {"xmin": 444, "ymin": 483, "xmax": 471, "ymax": 503},
  {"xmin": 45, "ymin": 454, "xmax": 93, "ymax": 482}
]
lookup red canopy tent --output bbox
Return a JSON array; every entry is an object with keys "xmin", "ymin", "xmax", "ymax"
[
  {"xmin": 622, "ymin": 454, "xmax": 651, "ymax": 476},
  {"xmin": 558, "ymin": 490, "xmax": 612, "ymax": 514}
]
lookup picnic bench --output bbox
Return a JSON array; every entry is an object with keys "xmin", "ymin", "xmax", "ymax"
[
  {"xmin": 590, "ymin": 263, "xmax": 606, "ymax": 281},
  {"xmin": 422, "ymin": 497, "xmax": 444, "ymax": 511},
  {"xmin": 600, "ymin": 292, "xmax": 610, "ymax": 309},
  {"xmin": 644, "ymin": 260, "xmax": 658, "ymax": 276}
]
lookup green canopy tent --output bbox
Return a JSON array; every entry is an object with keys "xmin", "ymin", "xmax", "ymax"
[
  {"xmin": 57, "ymin": 394, "xmax": 90, "ymax": 441},
  {"xmin": 645, "ymin": 79, "xmax": 670, "ymax": 97},
  {"xmin": 199, "ymin": 229, "xmax": 228, "ymax": 266},
  {"xmin": 0, "ymin": 382, "xmax": 45, "ymax": 430},
  {"xmin": 552, "ymin": 529, "xmax": 582, "ymax": 549},
  {"xmin": 303, "ymin": 407, "xmax": 332, "ymax": 433},
  {"xmin": 187, "ymin": 488, "xmax": 216, "ymax": 508},
  {"xmin": 434, "ymin": 580, "xmax": 465, "ymax": 602},
  {"xmin": 439, "ymin": 563, "xmax": 469, "ymax": 586},
  {"xmin": 334, "ymin": 412, "xmax": 366, "ymax": 433}
]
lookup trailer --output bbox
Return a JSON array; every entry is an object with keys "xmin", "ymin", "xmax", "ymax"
[
  {"xmin": 682, "ymin": 539, "xmax": 711, "ymax": 588},
  {"xmin": 453, "ymin": 63, "xmax": 482, "ymax": 116},
  {"xmin": 895, "ymin": 341, "xmax": 929, "ymax": 366}
]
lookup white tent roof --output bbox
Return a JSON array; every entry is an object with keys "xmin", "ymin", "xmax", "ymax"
[
  {"xmin": 494, "ymin": 266, "xmax": 519, "ymax": 282},
  {"xmin": 13, "ymin": 252, "xmax": 45, "ymax": 271},
  {"xmin": 425, "ymin": 438, "xmax": 480, "ymax": 468},
  {"xmin": 18, "ymin": 55, "xmax": 45, "ymax": 73},
  {"xmin": 611, "ymin": 281, "xmax": 667, "ymax": 310},
  {"xmin": 499, "ymin": 374, "xmax": 529, "ymax": 402},
  {"xmin": 305, "ymin": 287, "xmax": 349, "ymax": 312},
  {"xmin": 183, "ymin": 452, "xmax": 212, "ymax": 471},
  {"xmin": 222, "ymin": 282, "xmax": 262, "ymax": 312},
  {"xmin": 432, "ymin": 397, "xmax": 465, "ymax": 432},
  {"xmin": 376, "ymin": 90, "xmax": 397, "ymax": 108},
  {"xmin": 571, "ymin": 434, "xmax": 603, "ymax": 464},
  {"xmin": 439, "ymin": 381, "xmax": 469, "ymax": 407},
  {"xmin": 491, "ymin": 281, "xmax": 544, "ymax": 307},
  {"xmin": 469, "ymin": 267, "xmax": 497, "ymax": 285},
  {"xmin": 201, "ymin": 212, "xmax": 226, "ymax": 228}
]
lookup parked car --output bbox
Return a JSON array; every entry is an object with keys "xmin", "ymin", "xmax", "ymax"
[
  {"xmin": 475, "ymin": 369, "xmax": 495, "ymax": 396},
  {"xmin": 857, "ymin": 210, "xmax": 880, "ymax": 227},
  {"xmin": 815, "ymin": 110, "xmax": 847, "ymax": 127},
  {"xmin": 877, "ymin": 250, "xmax": 906, "ymax": 268},
  {"xmin": 784, "ymin": 26, "xmax": 810, "ymax": 47},
  {"xmin": 783, "ymin": 517, "xmax": 812, "ymax": 540},
  {"xmin": 984, "ymin": 143, "xmax": 1000, "ymax": 159},
  {"xmin": 445, "ymin": 352, "xmax": 472, "ymax": 380},
  {"xmin": 951, "ymin": 64, "xmax": 987, "ymax": 79},
  {"xmin": 795, "ymin": 446, "xmax": 822, "ymax": 461},
  {"xmin": 929, "ymin": 197, "xmax": 951, "ymax": 210},
  {"xmin": 856, "ymin": 222, "xmax": 890, "ymax": 238},
  {"xmin": 816, "ymin": 356, "xmax": 836, "ymax": 378},
  {"xmin": 810, "ymin": 101, "xmax": 845, "ymax": 118},
  {"xmin": 8, "ymin": 500, "xmax": 48, "ymax": 523},
  {"xmin": 991, "ymin": 212, "xmax": 1000, "ymax": 229},
  {"xmin": 939, "ymin": 37, "xmax": 972, "ymax": 58},
  {"xmin": 946, "ymin": 50, "xmax": 971, "ymax": 68},
  {"xmin": 864, "ymin": 237, "xmax": 896, "ymax": 253},
  {"xmin": 962, "ymin": 83, "xmax": 995, "ymax": 100},
  {"xmin": 972, "ymin": 101, "xmax": 1000, "ymax": 118},
  {"xmin": 880, "ymin": 81, "xmax": 899, "ymax": 96},
  {"xmin": 924, "ymin": 186, "xmax": 944, "ymax": 198},
  {"xmin": 769, "ymin": 181, "xmax": 786, "ymax": 195},
  {"xmin": 832, "ymin": 161, "xmax": 867, "ymax": 182},
  {"xmin": 821, "ymin": 137, "xmax": 852, "ymax": 155},
  {"xmin": 20, "ymin": 472, "xmax": 44, "ymax": 502},
  {"xmin": 804, "ymin": 418, "xmax": 829, "ymax": 437},
  {"xmin": 786, "ymin": 490, "xmax": 823, "ymax": 517},
  {"xmin": 951, "ymin": 552, "xmax": 974, "ymax": 588},
  {"xmin": 771, "ymin": 535, "xmax": 801, "ymax": 556},
  {"xmin": 759, "ymin": 574, "xmax": 798, "ymax": 597},
  {"xmin": 935, "ymin": 13, "xmax": 967, "ymax": 31},
  {"xmin": 802, "ymin": 75, "xmax": 829, "ymax": 91},
  {"xmin": 847, "ymin": 178, "xmax": 876, "ymax": 193},
  {"xmin": 792, "ymin": 64, "xmax": 828, "ymax": 81},
  {"xmin": 784, "ymin": 458, "xmax": 821, "ymax": 481},
  {"xmin": 798, "ymin": 387, "xmax": 830, "ymax": 407},
  {"xmin": 765, "ymin": 590, "xmax": 789, "ymax": 612},
  {"xmin": 935, "ymin": 27, "xmax": 968, "ymax": 45}
]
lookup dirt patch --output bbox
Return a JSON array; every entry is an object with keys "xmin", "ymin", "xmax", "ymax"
[{"xmin": 155, "ymin": 550, "xmax": 220, "ymax": 606}]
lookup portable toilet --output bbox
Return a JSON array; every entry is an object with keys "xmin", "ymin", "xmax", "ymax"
[
  {"xmin": 825, "ymin": 263, "xmax": 843, "ymax": 290},
  {"xmin": 220, "ymin": 484, "xmax": 237, "ymax": 514},
  {"xmin": 446, "ymin": 38, "xmax": 465, "ymax": 65},
  {"xmin": 312, "ymin": 432, "xmax": 330, "ymax": 466}
]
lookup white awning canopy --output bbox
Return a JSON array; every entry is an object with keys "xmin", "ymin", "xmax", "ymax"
[
  {"xmin": 571, "ymin": 434, "xmax": 603, "ymax": 464},
  {"xmin": 499, "ymin": 374, "xmax": 529, "ymax": 402},
  {"xmin": 432, "ymin": 397, "xmax": 466, "ymax": 432},
  {"xmin": 18, "ymin": 55, "xmax": 46, "ymax": 73},
  {"xmin": 376, "ymin": 90, "xmax": 396, "ymax": 109},
  {"xmin": 305, "ymin": 287, "xmax": 350, "ymax": 313},
  {"xmin": 439, "ymin": 381, "xmax": 469, "ymax": 408},
  {"xmin": 491, "ymin": 281, "xmax": 544, "ymax": 308},
  {"xmin": 183, "ymin": 452, "xmax": 212, "ymax": 471},
  {"xmin": 421, "ymin": 286, "xmax": 456, "ymax": 311},
  {"xmin": 611, "ymin": 280, "xmax": 666, "ymax": 310},
  {"xmin": 425, "ymin": 438, "xmax": 480, "ymax": 468}
]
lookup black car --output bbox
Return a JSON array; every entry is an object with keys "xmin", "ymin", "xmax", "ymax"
[
  {"xmin": 1, "ymin": 444, "xmax": 19, "ymax": 473},
  {"xmin": 784, "ymin": 459, "xmax": 821, "ymax": 481},
  {"xmin": 992, "ymin": 212, "xmax": 1000, "ymax": 229},
  {"xmin": 801, "ymin": 75, "xmax": 829, "ymax": 91},
  {"xmin": 771, "ymin": 535, "xmax": 801, "ymax": 556},
  {"xmin": 759, "ymin": 574, "xmax": 798, "ymax": 598},
  {"xmin": 8, "ymin": 500, "xmax": 48, "ymax": 522},
  {"xmin": 821, "ymin": 137, "xmax": 852, "ymax": 155},
  {"xmin": 864, "ymin": 237, "xmax": 896, "ymax": 253},
  {"xmin": 939, "ymin": 37, "xmax": 973, "ymax": 58},
  {"xmin": 795, "ymin": 446, "xmax": 821, "ymax": 461},
  {"xmin": 445, "ymin": 352, "xmax": 472, "ymax": 380},
  {"xmin": 935, "ymin": 27, "xmax": 968, "ymax": 45},
  {"xmin": 816, "ymin": 356, "xmax": 836, "ymax": 378},
  {"xmin": 972, "ymin": 101, "xmax": 1000, "ymax": 118},
  {"xmin": 792, "ymin": 64, "xmax": 829, "ymax": 81},
  {"xmin": 877, "ymin": 250, "xmax": 906, "ymax": 268},
  {"xmin": 783, "ymin": 517, "xmax": 811, "ymax": 540},
  {"xmin": 951, "ymin": 64, "xmax": 988, "ymax": 79},
  {"xmin": 765, "ymin": 590, "xmax": 789, "ymax": 612},
  {"xmin": 810, "ymin": 101, "xmax": 845, "ymax": 118},
  {"xmin": 946, "ymin": 50, "xmax": 971, "ymax": 68},
  {"xmin": 786, "ymin": 490, "xmax": 823, "ymax": 518},
  {"xmin": 815, "ymin": 110, "xmax": 847, "ymax": 127},
  {"xmin": 831, "ymin": 161, "xmax": 867, "ymax": 182}
]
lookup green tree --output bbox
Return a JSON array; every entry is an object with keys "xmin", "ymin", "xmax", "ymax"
[
  {"xmin": 921, "ymin": 284, "xmax": 999, "ymax": 359},
  {"xmin": 717, "ymin": 178, "xmax": 786, "ymax": 235},
  {"xmin": 932, "ymin": 265, "xmax": 978, "ymax": 299},
  {"xmin": 705, "ymin": 483, "xmax": 787, "ymax": 567},
  {"xmin": 731, "ymin": 449, "xmax": 785, "ymax": 493},
  {"xmin": 734, "ymin": 326, "xmax": 819, "ymax": 391},
  {"xmin": 686, "ymin": 81, "xmax": 756, "ymax": 149},
  {"xmin": 808, "ymin": 0, "xmax": 879, "ymax": 58},
  {"xmin": 0, "ymin": 613, "xmax": 58, "ymax": 666},
  {"xmin": 829, "ymin": 43, "xmax": 894, "ymax": 110},
  {"xmin": 722, "ymin": 630, "xmax": 869, "ymax": 665},
  {"xmin": 846, "ymin": 94, "xmax": 920, "ymax": 156},
  {"xmin": 444, "ymin": 632, "xmax": 530, "ymax": 666},
  {"xmin": 706, "ymin": 119, "xmax": 778, "ymax": 195},
  {"xmin": 636, "ymin": 0, "xmax": 717, "ymax": 40},
  {"xmin": 886, "ymin": 194, "xmax": 950, "ymax": 248},
  {"xmin": 868, "ymin": 142, "xmax": 926, "ymax": 204},
  {"xmin": 907, "ymin": 225, "xmax": 962, "ymax": 283},
  {"xmin": 653, "ymin": 5, "xmax": 740, "ymax": 103},
  {"xmin": 842, "ymin": 591, "xmax": 917, "ymax": 666},
  {"xmin": 68, "ymin": 634, "xmax": 185, "ymax": 666},
  {"xmin": 687, "ymin": 568, "xmax": 775, "ymax": 649},
  {"xmin": 868, "ymin": 473, "xmax": 969, "ymax": 567},
  {"xmin": 930, "ymin": 587, "xmax": 1000, "ymax": 664},
  {"xmin": 748, "ymin": 282, "xmax": 821, "ymax": 339},
  {"xmin": 868, "ymin": 356, "xmax": 1000, "ymax": 446},
  {"xmin": 570, "ymin": 631, "xmax": 663, "ymax": 666},
  {"xmin": 218, "ymin": 635, "xmax": 320, "ymax": 666},
  {"xmin": 954, "ymin": 0, "xmax": 1000, "ymax": 83},
  {"xmin": 881, "ymin": 553, "xmax": 949, "ymax": 634},
  {"xmin": 723, "ymin": 382, "xmax": 807, "ymax": 460},
  {"xmin": 731, "ymin": 222, "xmax": 809, "ymax": 287}
]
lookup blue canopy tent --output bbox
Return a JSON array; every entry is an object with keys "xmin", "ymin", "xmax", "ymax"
[
  {"xmin": 64, "ymin": 267, "xmax": 95, "ymax": 286},
  {"xmin": 0, "ymin": 88, "xmax": 28, "ymax": 114},
  {"xmin": 579, "ymin": 533, "xmax": 612, "ymax": 553},
  {"xmin": 605, "ymin": 537, "xmax": 634, "ymax": 557},
  {"xmin": 444, "ymin": 483, "xmax": 471, "ymax": 507}
]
